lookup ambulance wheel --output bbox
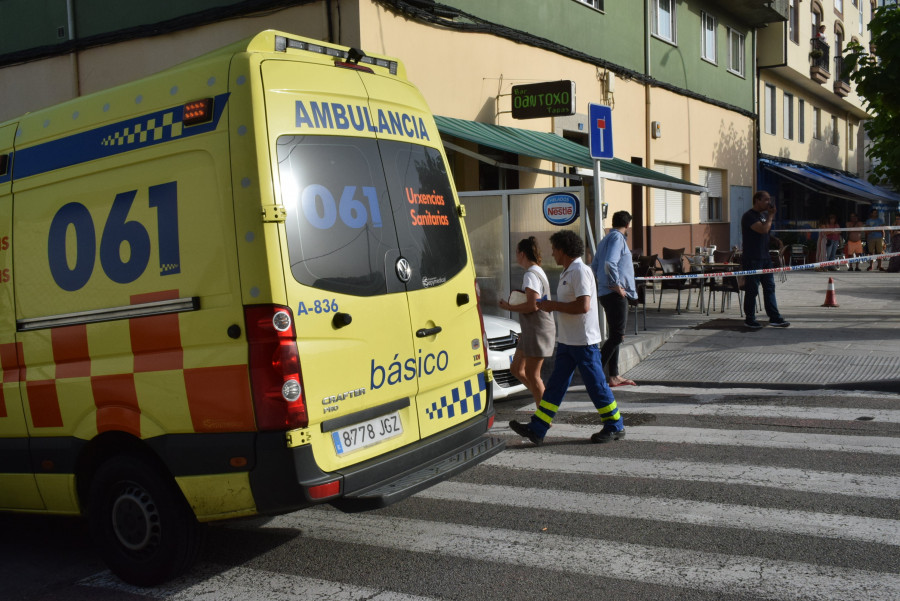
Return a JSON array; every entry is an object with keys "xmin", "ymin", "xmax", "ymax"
[{"xmin": 88, "ymin": 455, "xmax": 203, "ymax": 586}]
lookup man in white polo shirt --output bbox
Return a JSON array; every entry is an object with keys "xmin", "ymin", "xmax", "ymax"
[{"xmin": 509, "ymin": 230, "xmax": 625, "ymax": 445}]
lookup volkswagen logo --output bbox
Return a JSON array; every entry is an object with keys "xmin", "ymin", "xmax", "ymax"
[{"xmin": 395, "ymin": 257, "xmax": 412, "ymax": 283}]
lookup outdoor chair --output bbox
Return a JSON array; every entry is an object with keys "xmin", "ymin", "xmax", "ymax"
[
  {"xmin": 628, "ymin": 254, "xmax": 656, "ymax": 333},
  {"xmin": 655, "ymin": 256, "xmax": 688, "ymax": 314},
  {"xmin": 661, "ymin": 246, "xmax": 686, "ymax": 267},
  {"xmin": 770, "ymin": 249, "xmax": 787, "ymax": 282},
  {"xmin": 713, "ymin": 249, "xmax": 733, "ymax": 264},
  {"xmin": 789, "ymin": 244, "xmax": 807, "ymax": 266},
  {"xmin": 705, "ymin": 264, "xmax": 742, "ymax": 316}
]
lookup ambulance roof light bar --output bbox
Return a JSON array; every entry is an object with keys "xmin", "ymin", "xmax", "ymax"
[{"xmin": 274, "ymin": 35, "xmax": 398, "ymax": 75}]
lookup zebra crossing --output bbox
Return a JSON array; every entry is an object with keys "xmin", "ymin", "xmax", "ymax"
[{"xmin": 80, "ymin": 387, "xmax": 900, "ymax": 600}]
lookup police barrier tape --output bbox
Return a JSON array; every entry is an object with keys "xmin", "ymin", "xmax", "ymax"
[
  {"xmin": 636, "ymin": 252, "xmax": 900, "ymax": 281},
  {"xmin": 772, "ymin": 226, "xmax": 900, "ymax": 233}
]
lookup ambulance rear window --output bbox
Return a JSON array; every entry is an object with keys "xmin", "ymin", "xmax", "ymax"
[
  {"xmin": 277, "ymin": 136, "xmax": 466, "ymax": 296},
  {"xmin": 380, "ymin": 140, "xmax": 467, "ymax": 292}
]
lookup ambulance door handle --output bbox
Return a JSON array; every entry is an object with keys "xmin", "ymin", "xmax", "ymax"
[
  {"xmin": 332, "ymin": 313, "xmax": 352, "ymax": 329},
  {"xmin": 416, "ymin": 326, "xmax": 442, "ymax": 338}
]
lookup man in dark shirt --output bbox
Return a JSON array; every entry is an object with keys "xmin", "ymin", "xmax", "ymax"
[{"xmin": 741, "ymin": 191, "xmax": 790, "ymax": 329}]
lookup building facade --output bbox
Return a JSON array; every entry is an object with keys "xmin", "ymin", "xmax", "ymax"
[
  {"xmin": 756, "ymin": 0, "xmax": 899, "ymax": 239},
  {"xmin": 0, "ymin": 0, "xmax": 796, "ymax": 253}
]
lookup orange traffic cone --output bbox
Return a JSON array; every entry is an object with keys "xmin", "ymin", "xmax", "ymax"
[{"xmin": 822, "ymin": 277, "xmax": 839, "ymax": 307}]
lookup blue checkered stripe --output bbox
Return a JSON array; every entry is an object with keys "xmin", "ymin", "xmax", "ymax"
[
  {"xmin": 426, "ymin": 372, "xmax": 486, "ymax": 420},
  {"xmin": 101, "ymin": 112, "xmax": 181, "ymax": 148},
  {"xmin": 11, "ymin": 92, "xmax": 229, "ymax": 181}
]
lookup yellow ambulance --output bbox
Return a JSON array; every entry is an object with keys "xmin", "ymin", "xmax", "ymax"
[{"xmin": 0, "ymin": 30, "xmax": 502, "ymax": 585}]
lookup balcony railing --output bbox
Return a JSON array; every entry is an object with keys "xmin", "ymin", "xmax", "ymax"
[
  {"xmin": 833, "ymin": 54, "xmax": 850, "ymax": 85},
  {"xmin": 832, "ymin": 53, "xmax": 851, "ymax": 96},
  {"xmin": 810, "ymin": 37, "xmax": 831, "ymax": 73}
]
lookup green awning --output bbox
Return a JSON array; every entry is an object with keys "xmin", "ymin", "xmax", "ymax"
[{"xmin": 435, "ymin": 115, "xmax": 707, "ymax": 195}]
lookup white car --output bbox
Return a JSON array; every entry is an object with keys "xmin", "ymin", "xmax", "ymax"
[{"xmin": 482, "ymin": 314, "xmax": 528, "ymax": 400}]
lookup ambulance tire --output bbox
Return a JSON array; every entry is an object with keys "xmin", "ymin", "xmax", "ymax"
[{"xmin": 88, "ymin": 454, "xmax": 203, "ymax": 587}]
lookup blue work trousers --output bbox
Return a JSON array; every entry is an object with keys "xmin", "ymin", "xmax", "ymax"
[{"xmin": 530, "ymin": 343, "xmax": 623, "ymax": 437}]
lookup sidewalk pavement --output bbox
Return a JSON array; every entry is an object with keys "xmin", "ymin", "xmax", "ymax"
[{"xmin": 560, "ymin": 269, "xmax": 900, "ymax": 393}]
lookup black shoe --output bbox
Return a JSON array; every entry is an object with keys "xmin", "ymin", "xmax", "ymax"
[
  {"xmin": 509, "ymin": 420, "xmax": 543, "ymax": 446},
  {"xmin": 744, "ymin": 320, "xmax": 763, "ymax": 329},
  {"xmin": 591, "ymin": 428, "xmax": 626, "ymax": 444},
  {"xmin": 770, "ymin": 320, "xmax": 791, "ymax": 328}
]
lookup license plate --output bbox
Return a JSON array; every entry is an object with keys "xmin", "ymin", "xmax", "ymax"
[{"xmin": 332, "ymin": 411, "xmax": 403, "ymax": 456}]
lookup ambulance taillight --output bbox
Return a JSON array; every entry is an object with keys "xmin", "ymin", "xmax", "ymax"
[{"xmin": 245, "ymin": 305, "xmax": 308, "ymax": 431}]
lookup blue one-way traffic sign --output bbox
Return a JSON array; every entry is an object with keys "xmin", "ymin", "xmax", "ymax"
[{"xmin": 589, "ymin": 103, "xmax": 613, "ymax": 160}]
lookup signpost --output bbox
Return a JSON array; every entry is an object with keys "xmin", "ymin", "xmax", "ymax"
[
  {"xmin": 588, "ymin": 102, "xmax": 614, "ymax": 340},
  {"xmin": 511, "ymin": 80, "xmax": 576, "ymax": 119},
  {"xmin": 588, "ymin": 103, "xmax": 613, "ymax": 159}
]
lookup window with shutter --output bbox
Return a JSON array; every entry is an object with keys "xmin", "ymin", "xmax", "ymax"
[
  {"xmin": 653, "ymin": 163, "xmax": 685, "ymax": 224},
  {"xmin": 699, "ymin": 168, "xmax": 723, "ymax": 223}
]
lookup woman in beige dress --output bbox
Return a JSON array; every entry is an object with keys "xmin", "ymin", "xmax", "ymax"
[{"xmin": 499, "ymin": 237, "xmax": 556, "ymax": 405}]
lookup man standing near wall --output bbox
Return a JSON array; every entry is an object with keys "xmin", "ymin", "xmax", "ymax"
[
  {"xmin": 591, "ymin": 210, "xmax": 637, "ymax": 387},
  {"xmin": 741, "ymin": 191, "xmax": 790, "ymax": 329}
]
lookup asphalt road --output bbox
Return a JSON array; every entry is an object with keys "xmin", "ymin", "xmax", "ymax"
[{"xmin": 3, "ymin": 383, "xmax": 899, "ymax": 601}]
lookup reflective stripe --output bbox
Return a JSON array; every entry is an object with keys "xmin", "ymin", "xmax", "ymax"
[
  {"xmin": 539, "ymin": 399, "xmax": 560, "ymax": 413},
  {"xmin": 596, "ymin": 401, "xmax": 618, "ymax": 415},
  {"xmin": 534, "ymin": 410, "xmax": 554, "ymax": 425},
  {"xmin": 597, "ymin": 400, "xmax": 621, "ymax": 423},
  {"xmin": 601, "ymin": 410, "xmax": 622, "ymax": 423}
]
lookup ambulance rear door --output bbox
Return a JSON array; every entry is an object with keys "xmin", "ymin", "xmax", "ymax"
[
  {"xmin": 262, "ymin": 59, "xmax": 421, "ymax": 474},
  {"xmin": 363, "ymin": 78, "xmax": 484, "ymax": 440}
]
